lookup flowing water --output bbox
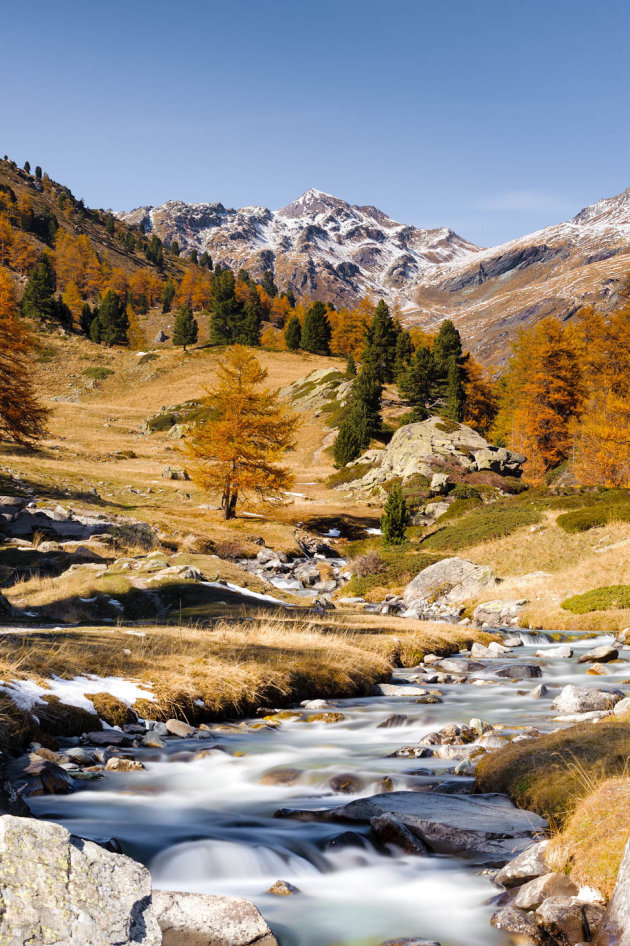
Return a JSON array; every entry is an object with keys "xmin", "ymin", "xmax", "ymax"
[{"xmin": 31, "ymin": 630, "xmax": 627, "ymax": 946}]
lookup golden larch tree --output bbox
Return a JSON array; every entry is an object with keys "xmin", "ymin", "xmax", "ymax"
[
  {"xmin": 0, "ymin": 269, "xmax": 48, "ymax": 443},
  {"xmin": 185, "ymin": 346, "xmax": 299, "ymax": 519}
]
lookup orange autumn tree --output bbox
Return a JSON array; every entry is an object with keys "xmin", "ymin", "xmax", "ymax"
[
  {"xmin": 494, "ymin": 316, "xmax": 582, "ymax": 482},
  {"xmin": 0, "ymin": 269, "xmax": 48, "ymax": 443},
  {"xmin": 463, "ymin": 354, "xmax": 498, "ymax": 435},
  {"xmin": 185, "ymin": 346, "xmax": 299, "ymax": 519},
  {"xmin": 571, "ymin": 303, "xmax": 630, "ymax": 486}
]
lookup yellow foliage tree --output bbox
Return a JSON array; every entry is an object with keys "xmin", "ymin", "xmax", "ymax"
[
  {"xmin": 0, "ymin": 269, "xmax": 48, "ymax": 443},
  {"xmin": 185, "ymin": 346, "xmax": 299, "ymax": 519}
]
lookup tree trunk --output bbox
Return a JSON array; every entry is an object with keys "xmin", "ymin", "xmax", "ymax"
[{"xmin": 228, "ymin": 489, "xmax": 238, "ymax": 519}]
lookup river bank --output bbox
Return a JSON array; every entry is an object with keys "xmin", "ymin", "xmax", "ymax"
[{"xmin": 9, "ymin": 624, "xmax": 629, "ymax": 946}]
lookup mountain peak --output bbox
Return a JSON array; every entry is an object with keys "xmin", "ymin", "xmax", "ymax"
[{"xmin": 276, "ymin": 188, "xmax": 349, "ymax": 218}]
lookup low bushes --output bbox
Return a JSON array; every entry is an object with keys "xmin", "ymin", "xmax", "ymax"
[
  {"xmin": 562, "ymin": 584, "xmax": 630, "ymax": 613},
  {"xmin": 344, "ymin": 546, "xmax": 441, "ymax": 597},
  {"xmin": 421, "ymin": 503, "xmax": 542, "ymax": 551},
  {"xmin": 557, "ymin": 504, "xmax": 630, "ymax": 533},
  {"xmin": 82, "ymin": 366, "xmax": 113, "ymax": 380},
  {"xmin": 326, "ymin": 462, "xmax": 375, "ymax": 489}
]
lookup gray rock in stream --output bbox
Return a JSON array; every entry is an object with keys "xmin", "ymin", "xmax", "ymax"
[
  {"xmin": 552, "ymin": 685, "xmax": 624, "ymax": 714},
  {"xmin": 0, "ymin": 814, "xmax": 161, "ymax": 944},
  {"xmin": 495, "ymin": 840, "xmax": 550, "ymax": 887},
  {"xmin": 153, "ymin": 890, "xmax": 278, "ymax": 945},
  {"xmin": 279, "ymin": 791, "xmax": 547, "ymax": 862}
]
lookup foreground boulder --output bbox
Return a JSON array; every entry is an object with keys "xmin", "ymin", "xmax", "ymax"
[
  {"xmin": 0, "ymin": 814, "xmax": 160, "ymax": 944},
  {"xmin": 278, "ymin": 791, "xmax": 546, "ymax": 862},
  {"xmin": 593, "ymin": 838, "xmax": 630, "ymax": 945},
  {"xmin": 153, "ymin": 890, "xmax": 278, "ymax": 946},
  {"xmin": 403, "ymin": 558, "xmax": 496, "ymax": 617},
  {"xmin": 552, "ymin": 685, "xmax": 623, "ymax": 715}
]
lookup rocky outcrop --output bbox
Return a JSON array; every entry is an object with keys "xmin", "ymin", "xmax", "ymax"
[
  {"xmin": 0, "ymin": 814, "xmax": 161, "ymax": 944},
  {"xmin": 152, "ymin": 890, "xmax": 278, "ymax": 946},
  {"xmin": 280, "ymin": 367, "xmax": 351, "ymax": 410},
  {"xmin": 473, "ymin": 598, "xmax": 528, "ymax": 627},
  {"xmin": 402, "ymin": 557, "xmax": 496, "ymax": 620},
  {"xmin": 340, "ymin": 417, "xmax": 525, "ymax": 497},
  {"xmin": 593, "ymin": 838, "xmax": 630, "ymax": 945}
]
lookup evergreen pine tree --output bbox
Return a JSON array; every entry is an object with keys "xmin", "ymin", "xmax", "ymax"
[
  {"xmin": 362, "ymin": 300, "xmax": 398, "ymax": 382},
  {"xmin": 443, "ymin": 359, "xmax": 465, "ymax": 421},
  {"xmin": 394, "ymin": 330, "xmax": 414, "ymax": 379},
  {"xmin": 261, "ymin": 270, "xmax": 277, "ymax": 297},
  {"xmin": 333, "ymin": 420, "xmax": 361, "ymax": 467},
  {"xmin": 24, "ymin": 161, "xmax": 30, "ymax": 174},
  {"xmin": 300, "ymin": 301, "xmax": 331, "ymax": 354},
  {"xmin": 89, "ymin": 317, "xmax": 101, "ymax": 343},
  {"xmin": 172, "ymin": 304, "xmax": 198, "ymax": 351},
  {"xmin": 208, "ymin": 269, "xmax": 237, "ymax": 345},
  {"xmin": 345, "ymin": 353, "xmax": 357, "ymax": 377},
  {"xmin": 171, "ymin": 240, "xmax": 180, "ymax": 256},
  {"xmin": 105, "ymin": 213, "xmax": 115, "ymax": 235},
  {"xmin": 285, "ymin": 289, "xmax": 296, "ymax": 308},
  {"xmin": 96, "ymin": 290, "xmax": 128, "ymax": 346},
  {"xmin": 21, "ymin": 255, "xmax": 59, "ymax": 322},
  {"xmin": 80, "ymin": 302, "xmax": 92, "ymax": 335},
  {"xmin": 240, "ymin": 299, "xmax": 261, "ymax": 346},
  {"xmin": 398, "ymin": 345, "xmax": 438, "ymax": 420},
  {"xmin": 433, "ymin": 319, "xmax": 462, "ymax": 374},
  {"xmin": 199, "ymin": 251, "xmax": 212, "ymax": 269},
  {"xmin": 189, "ymin": 249, "xmax": 198, "ymax": 264},
  {"xmin": 284, "ymin": 315, "xmax": 301, "ymax": 350},
  {"xmin": 348, "ymin": 365, "xmax": 382, "ymax": 446},
  {"xmin": 162, "ymin": 280, "xmax": 175, "ymax": 314},
  {"xmin": 381, "ymin": 483, "xmax": 408, "ymax": 546},
  {"xmin": 35, "ymin": 166, "xmax": 42, "ymax": 180}
]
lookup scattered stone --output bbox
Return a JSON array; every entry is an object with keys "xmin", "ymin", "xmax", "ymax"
[
  {"xmin": 142, "ymin": 732, "xmax": 166, "ymax": 749},
  {"xmin": 495, "ymin": 663, "xmax": 542, "ymax": 680},
  {"xmin": 577, "ymin": 645, "xmax": 619, "ymax": 664},
  {"xmin": 513, "ymin": 872, "xmax": 579, "ymax": 910},
  {"xmin": 21, "ymin": 754, "xmax": 74, "ymax": 796},
  {"xmin": 537, "ymin": 645, "xmax": 573, "ymax": 659},
  {"xmin": 614, "ymin": 697, "xmax": 630, "ymax": 716},
  {"xmin": 259, "ymin": 767, "xmax": 302, "ymax": 786},
  {"xmin": 161, "ymin": 465, "xmax": 189, "ymax": 481},
  {"xmin": 495, "ymin": 840, "xmax": 550, "ymax": 887},
  {"xmin": 374, "ymin": 684, "xmax": 428, "ymax": 697},
  {"xmin": 536, "ymin": 895, "xmax": 588, "ymax": 945},
  {"xmin": 473, "ymin": 599, "xmax": 528, "ymax": 627},
  {"xmin": 531, "ymin": 684, "xmax": 550, "ymax": 699},
  {"xmin": 378, "ymin": 714, "xmax": 409, "ymax": 728},
  {"xmin": 152, "ymin": 890, "xmax": 278, "ymax": 946},
  {"xmin": 491, "ymin": 906, "xmax": 546, "ymax": 944},
  {"xmin": 105, "ymin": 757, "xmax": 145, "ymax": 773},
  {"xmin": 86, "ymin": 730, "xmax": 132, "ymax": 747},
  {"xmin": 328, "ymin": 773, "xmax": 364, "ymax": 794},
  {"xmin": 165, "ymin": 719, "xmax": 196, "ymax": 738},
  {"xmin": 267, "ymin": 879, "xmax": 301, "ymax": 896}
]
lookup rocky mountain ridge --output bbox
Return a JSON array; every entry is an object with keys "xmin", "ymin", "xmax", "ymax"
[{"xmin": 120, "ymin": 185, "xmax": 630, "ymax": 363}]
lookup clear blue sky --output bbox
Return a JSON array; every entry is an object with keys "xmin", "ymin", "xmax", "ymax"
[{"xmin": 3, "ymin": 0, "xmax": 629, "ymax": 247}]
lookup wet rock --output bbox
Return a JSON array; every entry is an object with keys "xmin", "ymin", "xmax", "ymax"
[
  {"xmin": 593, "ymin": 837, "xmax": 630, "ymax": 945},
  {"xmin": 370, "ymin": 812, "xmax": 430, "ymax": 855},
  {"xmin": 491, "ymin": 906, "xmax": 546, "ymax": 944},
  {"xmin": 293, "ymin": 528, "xmax": 336, "ymax": 558},
  {"xmin": 552, "ymin": 685, "xmax": 623, "ymax": 714},
  {"xmin": 614, "ymin": 697, "xmax": 630, "ymax": 716},
  {"xmin": 166, "ymin": 719, "xmax": 196, "ymax": 738},
  {"xmin": 577, "ymin": 645, "xmax": 619, "ymax": 664},
  {"xmin": 305, "ymin": 712, "xmax": 345, "ymax": 724},
  {"xmin": 379, "ymin": 940, "xmax": 441, "ymax": 946},
  {"xmin": 259, "ymin": 767, "xmax": 303, "ymax": 786},
  {"xmin": 0, "ymin": 814, "xmax": 160, "ymax": 944},
  {"xmin": 324, "ymin": 831, "xmax": 370, "ymax": 851},
  {"xmin": 152, "ymin": 890, "xmax": 278, "ymax": 946},
  {"xmin": 378, "ymin": 714, "xmax": 408, "ymax": 728},
  {"xmin": 414, "ymin": 695, "xmax": 442, "ymax": 704},
  {"xmin": 300, "ymin": 698, "xmax": 331, "ymax": 709},
  {"xmin": 531, "ymin": 684, "xmax": 550, "ymax": 699},
  {"xmin": 537, "ymin": 645, "xmax": 573, "ymax": 659},
  {"xmin": 328, "ymin": 773, "xmax": 365, "ymax": 794},
  {"xmin": 86, "ymin": 730, "xmax": 132, "ymax": 747},
  {"xmin": 495, "ymin": 840, "xmax": 550, "ymax": 887},
  {"xmin": 495, "ymin": 663, "xmax": 542, "ymax": 679},
  {"xmin": 267, "ymin": 879, "xmax": 301, "ymax": 896},
  {"xmin": 374, "ymin": 683, "xmax": 428, "ymax": 697},
  {"xmin": 390, "ymin": 746, "xmax": 432, "ymax": 759},
  {"xmin": 310, "ymin": 791, "xmax": 547, "ymax": 861},
  {"xmin": 536, "ymin": 895, "xmax": 588, "ymax": 945},
  {"xmin": 513, "ymin": 872, "xmax": 579, "ymax": 910},
  {"xmin": 66, "ymin": 746, "xmax": 97, "ymax": 765},
  {"xmin": 21, "ymin": 754, "xmax": 74, "ymax": 796},
  {"xmin": 105, "ymin": 757, "xmax": 145, "ymax": 772},
  {"xmin": 476, "ymin": 733, "xmax": 510, "ymax": 750},
  {"xmin": 435, "ymin": 658, "xmax": 484, "ymax": 674},
  {"xmin": 142, "ymin": 732, "xmax": 166, "ymax": 749}
]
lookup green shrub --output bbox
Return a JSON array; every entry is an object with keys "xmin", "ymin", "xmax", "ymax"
[
  {"xmin": 421, "ymin": 503, "xmax": 542, "ymax": 551},
  {"xmin": 557, "ymin": 505, "xmax": 630, "ymax": 533},
  {"xmin": 451, "ymin": 484, "xmax": 481, "ymax": 501},
  {"xmin": 326, "ymin": 462, "xmax": 375, "ymax": 489},
  {"xmin": 561, "ymin": 585, "xmax": 630, "ymax": 614},
  {"xmin": 82, "ymin": 366, "xmax": 113, "ymax": 380},
  {"xmin": 343, "ymin": 546, "xmax": 442, "ymax": 596},
  {"xmin": 381, "ymin": 484, "xmax": 408, "ymax": 545}
]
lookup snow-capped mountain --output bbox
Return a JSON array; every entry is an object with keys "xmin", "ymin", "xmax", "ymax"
[
  {"xmin": 119, "ymin": 188, "xmax": 479, "ymax": 306},
  {"xmin": 120, "ymin": 186, "xmax": 630, "ymax": 364}
]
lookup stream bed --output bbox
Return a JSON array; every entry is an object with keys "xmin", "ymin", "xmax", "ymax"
[{"xmin": 31, "ymin": 629, "xmax": 628, "ymax": 946}]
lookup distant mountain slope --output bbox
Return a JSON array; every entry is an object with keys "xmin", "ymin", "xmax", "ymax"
[
  {"xmin": 404, "ymin": 188, "xmax": 630, "ymax": 362},
  {"xmin": 119, "ymin": 188, "xmax": 479, "ymax": 307}
]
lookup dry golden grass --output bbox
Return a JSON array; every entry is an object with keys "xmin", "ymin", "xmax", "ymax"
[
  {"xmin": 548, "ymin": 777, "xmax": 630, "ymax": 898},
  {"xmin": 0, "ymin": 617, "xmax": 490, "ymax": 730},
  {"xmin": 466, "ymin": 512, "xmax": 630, "ymax": 632},
  {"xmin": 474, "ymin": 716, "xmax": 630, "ymax": 827}
]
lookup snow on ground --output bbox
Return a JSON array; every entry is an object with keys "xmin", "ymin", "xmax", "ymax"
[
  {"xmin": 0, "ymin": 675, "xmax": 156, "ymax": 714},
  {"xmin": 202, "ymin": 581, "xmax": 294, "ymax": 608}
]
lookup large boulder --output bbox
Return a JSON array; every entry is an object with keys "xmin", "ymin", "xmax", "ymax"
[
  {"xmin": 552, "ymin": 685, "xmax": 624, "ymax": 715},
  {"xmin": 279, "ymin": 791, "xmax": 547, "ymax": 862},
  {"xmin": 403, "ymin": 557, "xmax": 496, "ymax": 614},
  {"xmin": 279, "ymin": 367, "xmax": 348, "ymax": 410},
  {"xmin": 593, "ymin": 837, "xmax": 630, "ymax": 945},
  {"xmin": 338, "ymin": 417, "xmax": 525, "ymax": 495},
  {"xmin": 473, "ymin": 599, "xmax": 528, "ymax": 627},
  {"xmin": 0, "ymin": 814, "xmax": 161, "ymax": 944},
  {"xmin": 153, "ymin": 890, "xmax": 278, "ymax": 946}
]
